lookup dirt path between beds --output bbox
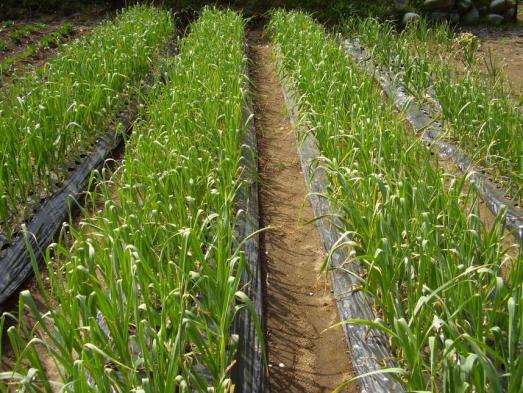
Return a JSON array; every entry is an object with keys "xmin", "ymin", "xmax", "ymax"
[{"xmin": 248, "ymin": 30, "xmax": 357, "ymax": 393}]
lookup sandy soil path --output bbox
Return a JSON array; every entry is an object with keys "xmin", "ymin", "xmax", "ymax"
[{"xmin": 249, "ymin": 29, "xmax": 358, "ymax": 393}]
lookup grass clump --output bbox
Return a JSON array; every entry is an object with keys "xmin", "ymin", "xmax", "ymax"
[{"xmin": 269, "ymin": 10, "xmax": 522, "ymax": 392}]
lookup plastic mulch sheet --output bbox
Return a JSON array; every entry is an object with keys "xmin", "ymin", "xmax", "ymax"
[
  {"xmin": 344, "ymin": 39, "xmax": 523, "ymax": 243},
  {"xmin": 277, "ymin": 52, "xmax": 406, "ymax": 393},
  {"xmin": 0, "ymin": 115, "xmax": 132, "ymax": 306},
  {"xmin": 231, "ymin": 54, "xmax": 267, "ymax": 393}
]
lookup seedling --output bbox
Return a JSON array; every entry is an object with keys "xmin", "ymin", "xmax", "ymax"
[
  {"xmin": 56, "ymin": 22, "xmax": 73, "ymax": 37},
  {"xmin": 21, "ymin": 44, "xmax": 37, "ymax": 59},
  {"xmin": 9, "ymin": 29, "xmax": 26, "ymax": 43},
  {"xmin": 39, "ymin": 33, "xmax": 57, "ymax": 48}
]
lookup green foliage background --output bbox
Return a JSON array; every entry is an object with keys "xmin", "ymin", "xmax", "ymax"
[{"xmin": 0, "ymin": 0, "xmax": 393, "ymax": 23}]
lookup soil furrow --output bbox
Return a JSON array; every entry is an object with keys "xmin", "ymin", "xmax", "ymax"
[{"xmin": 249, "ymin": 29, "xmax": 357, "ymax": 393}]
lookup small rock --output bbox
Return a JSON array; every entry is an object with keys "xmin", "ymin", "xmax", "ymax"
[
  {"xmin": 490, "ymin": 0, "xmax": 510, "ymax": 14},
  {"xmin": 309, "ymin": 292, "xmax": 314, "ymax": 296},
  {"xmin": 486, "ymin": 13, "xmax": 505, "ymax": 24},
  {"xmin": 457, "ymin": 0, "xmax": 473, "ymax": 12},
  {"xmin": 278, "ymin": 362, "xmax": 285, "ymax": 368},
  {"xmin": 423, "ymin": 0, "xmax": 454, "ymax": 11},
  {"xmin": 462, "ymin": 7, "xmax": 480, "ymax": 24},
  {"xmin": 402, "ymin": 12, "xmax": 421, "ymax": 25}
]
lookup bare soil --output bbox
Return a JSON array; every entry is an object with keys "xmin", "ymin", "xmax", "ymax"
[
  {"xmin": 0, "ymin": 12, "xmax": 105, "ymax": 85},
  {"xmin": 249, "ymin": 30, "xmax": 357, "ymax": 393},
  {"xmin": 462, "ymin": 16, "xmax": 523, "ymax": 99}
]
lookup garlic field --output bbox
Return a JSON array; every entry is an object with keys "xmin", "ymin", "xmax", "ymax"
[{"xmin": 0, "ymin": 3, "xmax": 521, "ymax": 393}]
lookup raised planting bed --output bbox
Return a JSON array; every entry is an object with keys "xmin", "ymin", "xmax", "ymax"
[
  {"xmin": 269, "ymin": 10, "xmax": 522, "ymax": 392},
  {"xmin": 343, "ymin": 38, "xmax": 523, "ymax": 242},
  {"xmin": 0, "ymin": 21, "xmax": 77, "ymax": 79},
  {"xmin": 0, "ymin": 8, "xmax": 265, "ymax": 392},
  {"xmin": 0, "ymin": 5, "xmax": 174, "ymax": 242},
  {"xmin": 348, "ymin": 18, "xmax": 523, "ymax": 205},
  {"xmin": 0, "ymin": 5, "xmax": 174, "ymax": 309}
]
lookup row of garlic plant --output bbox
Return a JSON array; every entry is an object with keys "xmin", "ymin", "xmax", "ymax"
[
  {"xmin": 349, "ymin": 18, "xmax": 523, "ymax": 202},
  {"xmin": 269, "ymin": 11, "xmax": 522, "ymax": 392},
  {"xmin": 1, "ymin": 8, "xmax": 251, "ymax": 393},
  {"xmin": 0, "ymin": 6, "xmax": 174, "ymax": 239}
]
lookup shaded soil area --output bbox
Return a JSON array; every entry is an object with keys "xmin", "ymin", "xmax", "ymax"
[{"xmin": 249, "ymin": 30, "xmax": 357, "ymax": 393}]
